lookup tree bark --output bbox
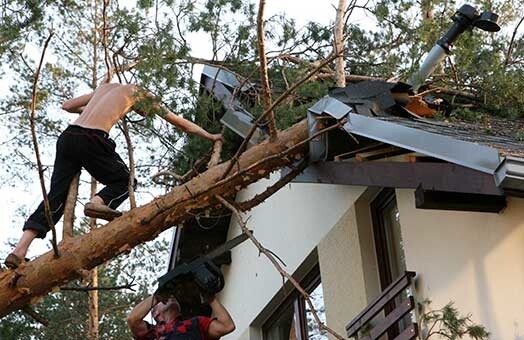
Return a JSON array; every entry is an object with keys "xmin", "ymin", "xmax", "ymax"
[
  {"xmin": 121, "ymin": 118, "xmax": 137, "ymax": 208},
  {"xmin": 0, "ymin": 119, "xmax": 308, "ymax": 317},
  {"xmin": 62, "ymin": 173, "xmax": 80, "ymax": 240},
  {"xmin": 87, "ymin": 178, "xmax": 99, "ymax": 340},
  {"xmin": 257, "ymin": 0, "xmax": 278, "ymax": 141},
  {"xmin": 87, "ymin": 266, "xmax": 99, "ymax": 340},
  {"xmin": 334, "ymin": 0, "xmax": 347, "ymax": 88},
  {"xmin": 87, "ymin": 2, "xmax": 100, "ymax": 336}
]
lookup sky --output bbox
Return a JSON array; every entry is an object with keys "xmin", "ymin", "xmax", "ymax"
[{"xmin": 0, "ymin": 0, "xmax": 370, "ymax": 262}]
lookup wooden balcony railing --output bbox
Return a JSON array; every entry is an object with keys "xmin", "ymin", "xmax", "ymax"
[{"xmin": 345, "ymin": 271, "xmax": 418, "ymax": 340}]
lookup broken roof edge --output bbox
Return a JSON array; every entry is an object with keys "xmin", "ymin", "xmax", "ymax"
[
  {"xmin": 307, "ymin": 95, "xmax": 501, "ymax": 174},
  {"xmin": 199, "ymin": 65, "xmax": 268, "ymax": 144},
  {"xmin": 200, "ymin": 65, "xmax": 253, "ymax": 92},
  {"xmin": 344, "ymin": 113, "xmax": 501, "ymax": 174}
]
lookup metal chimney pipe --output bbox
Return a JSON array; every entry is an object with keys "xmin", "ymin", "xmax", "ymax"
[{"xmin": 409, "ymin": 4, "xmax": 500, "ymax": 92}]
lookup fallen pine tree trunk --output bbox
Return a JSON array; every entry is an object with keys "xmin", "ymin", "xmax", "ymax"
[{"xmin": 0, "ymin": 119, "xmax": 308, "ymax": 318}]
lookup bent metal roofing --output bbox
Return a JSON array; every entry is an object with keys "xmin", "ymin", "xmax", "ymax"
[
  {"xmin": 307, "ymin": 82, "xmax": 524, "ymax": 195},
  {"xmin": 199, "ymin": 66, "xmax": 524, "ymax": 196}
]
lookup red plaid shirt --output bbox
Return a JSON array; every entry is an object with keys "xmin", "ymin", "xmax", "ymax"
[{"xmin": 135, "ymin": 316, "xmax": 215, "ymax": 340}]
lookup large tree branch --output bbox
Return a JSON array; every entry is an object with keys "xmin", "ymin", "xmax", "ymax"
[
  {"xmin": 87, "ymin": 178, "xmax": 99, "ymax": 340},
  {"xmin": 0, "ymin": 119, "xmax": 309, "ymax": 317},
  {"xmin": 236, "ymin": 158, "xmax": 308, "ymax": 212}
]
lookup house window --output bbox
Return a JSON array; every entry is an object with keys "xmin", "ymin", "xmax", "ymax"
[
  {"xmin": 371, "ymin": 189, "xmax": 409, "ymax": 337},
  {"xmin": 371, "ymin": 189, "xmax": 406, "ymax": 289},
  {"xmin": 263, "ymin": 267, "xmax": 327, "ymax": 340}
]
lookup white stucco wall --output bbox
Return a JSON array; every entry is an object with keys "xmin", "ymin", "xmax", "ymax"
[
  {"xmin": 218, "ymin": 174, "xmax": 364, "ymax": 340},
  {"xmin": 397, "ymin": 189, "xmax": 524, "ymax": 339},
  {"xmin": 318, "ymin": 206, "xmax": 368, "ymax": 340}
]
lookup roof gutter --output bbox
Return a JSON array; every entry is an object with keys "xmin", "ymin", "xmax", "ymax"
[{"xmin": 495, "ymin": 157, "xmax": 524, "ymax": 196}]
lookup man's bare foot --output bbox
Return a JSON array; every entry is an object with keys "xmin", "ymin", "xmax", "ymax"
[{"xmin": 84, "ymin": 202, "xmax": 122, "ymax": 221}]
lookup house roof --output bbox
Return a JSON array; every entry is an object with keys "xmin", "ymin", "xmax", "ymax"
[
  {"xmin": 307, "ymin": 80, "xmax": 524, "ymax": 196},
  {"xmin": 375, "ymin": 115, "xmax": 524, "ymax": 158}
]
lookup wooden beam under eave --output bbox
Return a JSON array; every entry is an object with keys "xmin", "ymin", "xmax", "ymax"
[
  {"xmin": 291, "ymin": 161, "xmax": 503, "ymax": 196},
  {"xmin": 414, "ymin": 186, "xmax": 506, "ymax": 213}
]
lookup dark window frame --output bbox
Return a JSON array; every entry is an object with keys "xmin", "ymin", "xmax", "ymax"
[
  {"xmin": 371, "ymin": 188, "xmax": 397, "ymax": 290},
  {"xmin": 371, "ymin": 188, "xmax": 410, "ymax": 338},
  {"xmin": 262, "ymin": 265, "xmax": 323, "ymax": 340}
]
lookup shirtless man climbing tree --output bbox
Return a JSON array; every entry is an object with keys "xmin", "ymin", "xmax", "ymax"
[{"xmin": 4, "ymin": 82, "xmax": 223, "ymax": 269}]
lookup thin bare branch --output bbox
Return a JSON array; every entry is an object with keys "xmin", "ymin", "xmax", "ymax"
[
  {"xmin": 60, "ymin": 283, "xmax": 135, "ymax": 292},
  {"xmin": 29, "ymin": 32, "xmax": 59, "ymax": 257},
  {"xmin": 22, "ymin": 305, "xmax": 49, "ymax": 327},
  {"xmin": 88, "ymin": 176, "xmax": 99, "ymax": 340},
  {"xmin": 221, "ymin": 50, "xmax": 345, "ymax": 180},
  {"xmin": 102, "ymin": 0, "xmax": 112, "ymax": 82},
  {"xmin": 151, "ymin": 170, "xmax": 184, "ymax": 186},
  {"xmin": 216, "ymin": 195, "xmax": 345, "ymax": 340},
  {"xmin": 257, "ymin": 0, "xmax": 278, "ymax": 141},
  {"xmin": 504, "ymin": 15, "xmax": 524, "ymax": 67},
  {"xmin": 121, "ymin": 118, "xmax": 137, "ymax": 208}
]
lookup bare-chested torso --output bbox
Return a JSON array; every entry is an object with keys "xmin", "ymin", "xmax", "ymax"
[{"xmin": 72, "ymin": 83, "xmax": 137, "ymax": 132}]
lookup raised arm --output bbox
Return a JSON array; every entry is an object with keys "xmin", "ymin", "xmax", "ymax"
[
  {"xmin": 131, "ymin": 87, "xmax": 223, "ymax": 142},
  {"xmin": 62, "ymin": 92, "xmax": 94, "ymax": 113},
  {"xmin": 207, "ymin": 296, "xmax": 236, "ymax": 338},
  {"xmin": 126, "ymin": 294, "xmax": 156, "ymax": 337},
  {"xmin": 163, "ymin": 111, "xmax": 223, "ymax": 142}
]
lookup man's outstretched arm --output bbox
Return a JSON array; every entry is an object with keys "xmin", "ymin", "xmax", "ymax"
[
  {"xmin": 162, "ymin": 111, "xmax": 223, "ymax": 142},
  {"xmin": 131, "ymin": 87, "xmax": 223, "ymax": 143},
  {"xmin": 62, "ymin": 92, "xmax": 94, "ymax": 113},
  {"xmin": 127, "ymin": 295, "xmax": 156, "ymax": 337},
  {"xmin": 207, "ymin": 296, "xmax": 236, "ymax": 338}
]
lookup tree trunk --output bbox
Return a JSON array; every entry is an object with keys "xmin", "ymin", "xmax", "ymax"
[
  {"xmin": 257, "ymin": 0, "xmax": 278, "ymax": 141},
  {"xmin": 87, "ymin": 268, "xmax": 99, "ymax": 340},
  {"xmin": 0, "ymin": 119, "xmax": 308, "ymax": 317},
  {"xmin": 87, "ymin": 178, "xmax": 99, "ymax": 340},
  {"xmin": 62, "ymin": 173, "xmax": 80, "ymax": 240},
  {"xmin": 334, "ymin": 0, "xmax": 347, "ymax": 88},
  {"xmin": 87, "ymin": 2, "xmax": 100, "ymax": 336}
]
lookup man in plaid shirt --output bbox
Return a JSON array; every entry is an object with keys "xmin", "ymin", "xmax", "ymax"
[{"xmin": 127, "ymin": 294, "xmax": 235, "ymax": 340}]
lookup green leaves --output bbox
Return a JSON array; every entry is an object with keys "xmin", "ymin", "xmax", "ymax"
[{"xmin": 420, "ymin": 301, "xmax": 490, "ymax": 340}]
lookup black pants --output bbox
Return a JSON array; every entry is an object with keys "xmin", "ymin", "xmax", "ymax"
[{"xmin": 24, "ymin": 125, "xmax": 136, "ymax": 238}]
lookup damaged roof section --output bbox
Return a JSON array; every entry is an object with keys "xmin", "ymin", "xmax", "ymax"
[
  {"xmin": 200, "ymin": 65, "xmax": 268, "ymax": 145},
  {"xmin": 306, "ymin": 79, "xmax": 524, "ymax": 197},
  {"xmin": 198, "ymin": 64, "xmax": 524, "ymax": 200}
]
